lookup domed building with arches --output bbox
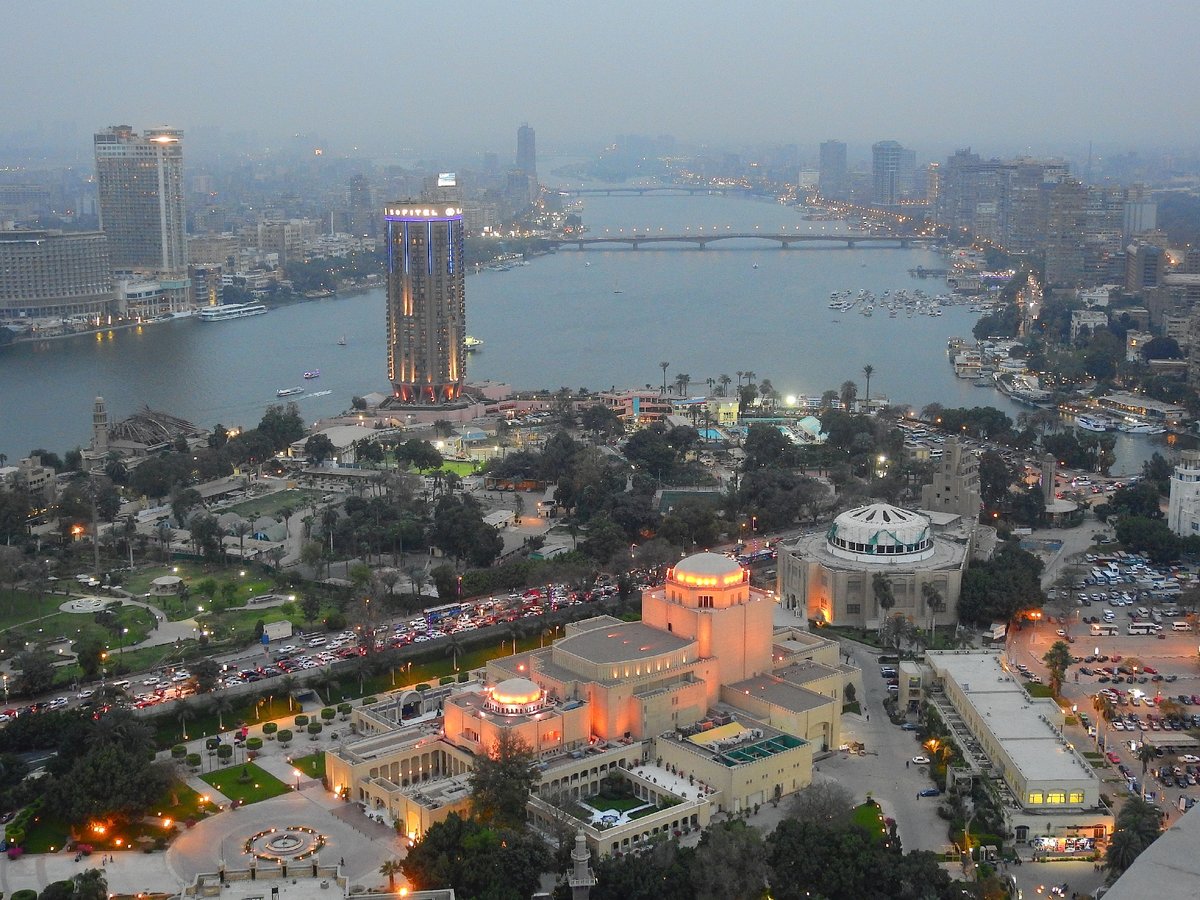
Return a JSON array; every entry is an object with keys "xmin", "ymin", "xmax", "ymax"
[
  {"xmin": 326, "ymin": 551, "xmax": 860, "ymax": 858},
  {"xmin": 778, "ymin": 502, "xmax": 970, "ymax": 629}
]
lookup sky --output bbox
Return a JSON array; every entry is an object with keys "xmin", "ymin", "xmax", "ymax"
[{"xmin": 3, "ymin": 0, "xmax": 1198, "ymax": 161}]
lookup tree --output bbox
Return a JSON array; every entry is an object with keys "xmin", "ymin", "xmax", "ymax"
[
  {"xmin": 380, "ymin": 859, "xmax": 402, "ymax": 891},
  {"xmin": 14, "ymin": 646, "xmax": 55, "ymax": 696},
  {"xmin": 872, "ymin": 573, "xmax": 895, "ymax": 622},
  {"xmin": 191, "ymin": 657, "xmax": 221, "ymax": 694},
  {"xmin": 690, "ymin": 821, "xmax": 767, "ymax": 900},
  {"xmin": 977, "ymin": 450, "xmax": 1013, "ymax": 508},
  {"xmin": 840, "ymin": 380, "xmax": 857, "ymax": 411},
  {"xmin": 1136, "ymin": 742, "xmax": 1158, "ymax": 776},
  {"xmin": 921, "ymin": 583, "xmax": 945, "ymax": 639},
  {"xmin": 786, "ymin": 781, "xmax": 854, "ymax": 826},
  {"xmin": 304, "ymin": 434, "xmax": 338, "ymax": 465},
  {"xmin": 1042, "ymin": 640, "xmax": 1073, "ymax": 697},
  {"xmin": 401, "ymin": 813, "xmax": 549, "ymax": 900},
  {"xmin": 469, "ymin": 730, "xmax": 539, "ymax": 829},
  {"xmin": 862, "ymin": 364, "xmax": 874, "ymax": 406}
]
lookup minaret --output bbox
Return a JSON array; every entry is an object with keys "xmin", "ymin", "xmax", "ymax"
[
  {"xmin": 92, "ymin": 397, "xmax": 109, "ymax": 455},
  {"xmin": 566, "ymin": 830, "xmax": 596, "ymax": 900}
]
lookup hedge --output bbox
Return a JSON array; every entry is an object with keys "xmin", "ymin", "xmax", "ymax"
[
  {"xmin": 321, "ymin": 707, "xmax": 336, "ymax": 722},
  {"xmin": 263, "ymin": 722, "xmax": 278, "ymax": 737},
  {"xmin": 295, "ymin": 714, "xmax": 309, "ymax": 727},
  {"xmin": 278, "ymin": 729, "xmax": 293, "ymax": 744},
  {"xmin": 246, "ymin": 737, "xmax": 263, "ymax": 751},
  {"xmin": 171, "ymin": 744, "xmax": 187, "ymax": 759}
]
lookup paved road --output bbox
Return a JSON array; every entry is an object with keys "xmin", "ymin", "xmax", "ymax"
[{"xmin": 827, "ymin": 639, "xmax": 952, "ymax": 854}]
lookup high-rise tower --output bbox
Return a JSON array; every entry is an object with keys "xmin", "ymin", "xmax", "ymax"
[
  {"xmin": 94, "ymin": 126, "xmax": 187, "ymax": 273},
  {"xmin": 871, "ymin": 140, "xmax": 907, "ymax": 207},
  {"xmin": 516, "ymin": 124, "xmax": 536, "ymax": 179},
  {"xmin": 818, "ymin": 140, "xmax": 847, "ymax": 200},
  {"xmin": 384, "ymin": 192, "xmax": 466, "ymax": 404}
]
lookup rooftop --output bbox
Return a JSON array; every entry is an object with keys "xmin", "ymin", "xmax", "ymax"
[
  {"xmin": 725, "ymin": 674, "xmax": 833, "ymax": 714},
  {"xmin": 1103, "ymin": 803, "xmax": 1200, "ymax": 900},
  {"xmin": 928, "ymin": 652, "xmax": 1098, "ymax": 788},
  {"xmin": 554, "ymin": 621, "xmax": 693, "ymax": 666}
]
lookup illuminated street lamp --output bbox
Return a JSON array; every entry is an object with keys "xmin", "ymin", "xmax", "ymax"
[{"xmin": 294, "ymin": 768, "xmax": 302, "ymax": 790}]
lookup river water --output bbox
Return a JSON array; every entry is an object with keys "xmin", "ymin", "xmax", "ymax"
[{"xmin": 0, "ymin": 190, "xmax": 1169, "ymax": 474}]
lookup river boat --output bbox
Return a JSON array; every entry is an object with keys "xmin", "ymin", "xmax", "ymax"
[
  {"xmin": 276, "ymin": 387, "xmax": 304, "ymax": 397},
  {"xmin": 197, "ymin": 302, "xmax": 267, "ymax": 322},
  {"xmin": 1118, "ymin": 420, "xmax": 1166, "ymax": 434},
  {"xmin": 303, "ymin": 370, "xmax": 320, "ymax": 379},
  {"xmin": 465, "ymin": 335, "xmax": 483, "ymax": 352},
  {"xmin": 337, "ymin": 335, "xmax": 347, "ymax": 346},
  {"xmin": 1076, "ymin": 415, "xmax": 1110, "ymax": 432}
]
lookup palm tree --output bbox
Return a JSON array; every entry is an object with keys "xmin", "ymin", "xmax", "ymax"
[
  {"xmin": 212, "ymin": 694, "xmax": 234, "ymax": 731},
  {"xmin": 718, "ymin": 374, "xmax": 732, "ymax": 397},
  {"xmin": 233, "ymin": 520, "xmax": 252, "ymax": 561},
  {"xmin": 921, "ymin": 583, "xmax": 945, "ymax": 641},
  {"xmin": 380, "ymin": 859, "xmax": 402, "ymax": 891},
  {"xmin": 1105, "ymin": 827, "xmax": 1146, "ymax": 875},
  {"xmin": 1136, "ymin": 742, "xmax": 1157, "ymax": 776},
  {"xmin": 310, "ymin": 667, "xmax": 339, "ymax": 705},
  {"xmin": 280, "ymin": 674, "xmax": 298, "ymax": 711},
  {"xmin": 176, "ymin": 700, "xmax": 193, "ymax": 741},
  {"xmin": 736, "ymin": 370, "xmax": 744, "ymax": 389},
  {"xmin": 744, "ymin": 370, "xmax": 756, "ymax": 388},
  {"xmin": 1041, "ymin": 640, "xmax": 1073, "ymax": 697},
  {"xmin": 675, "ymin": 372, "xmax": 691, "ymax": 397},
  {"xmin": 862, "ymin": 364, "xmax": 875, "ymax": 406},
  {"xmin": 445, "ymin": 634, "xmax": 464, "ymax": 673},
  {"xmin": 659, "ymin": 361, "xmax": 670, "ymax": 396},
  {"xmin": 872, "ymin": 573, "xmax": 895, "ymax": 623},
  {"xmin": 705, "ymin": 377, "xmax": 715, "ymax": 396},
  {"xmin": 840, "ymin": 380, "xmax": 858, "ymax": 411}
]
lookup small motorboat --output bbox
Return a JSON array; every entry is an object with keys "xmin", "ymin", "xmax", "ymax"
[{"xmin": 303, "ymin": 370, "xmax": 320, "ymax": 379}]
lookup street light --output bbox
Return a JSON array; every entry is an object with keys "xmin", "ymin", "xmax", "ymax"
[{"xmin": 294, "ymin": 768, "xmax": 302, "ymax": 790}]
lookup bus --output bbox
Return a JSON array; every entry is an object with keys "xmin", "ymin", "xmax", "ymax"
[
  {"xmin": 1127, "ymin": 622, "xmax": 1163, "ymax": 636},
  {"xmin": 1091, "ymin": 623, "xmax": 1119, "ymax": 636},
  {"xmin": 425, "ymin": 603, "xmax": 463, "ymax": 624}
]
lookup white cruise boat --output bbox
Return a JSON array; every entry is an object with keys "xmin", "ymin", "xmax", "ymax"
[
  {"xmin": 197, "ymin": 302, "xmax": 267, "ymax": 322},
  {"xmin": 1075, "ymin": 415, "xmax": 1110, "ymax": 432},
  {"xmin": 1118, "ymin": 420, "xmax": 1166, "ymax": 435}
]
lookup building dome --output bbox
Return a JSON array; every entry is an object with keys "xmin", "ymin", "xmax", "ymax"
[
  {"xmin": 826, "ymin": 503, "xmax": 934, "ymax": 563},
  {"xmin": 491, "ymin": 677, "xmax": 542, "ymax": 705},
  {"xmin": 668, "ymin": 552, "xmax": 747, "ymax": 589},
  {"xmin": 485, "ymin": 677, "xmax": 546, "ymax": 715}
]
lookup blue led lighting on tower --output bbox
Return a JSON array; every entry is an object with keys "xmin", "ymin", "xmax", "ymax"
[{"xmin": 384, "ymin": 196, "xmax": 465, "ymax": 404}]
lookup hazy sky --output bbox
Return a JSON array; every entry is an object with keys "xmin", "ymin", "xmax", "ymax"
[{"xmin": 5, "ymin": 1, "xmax": 1197, "ymax": 159}]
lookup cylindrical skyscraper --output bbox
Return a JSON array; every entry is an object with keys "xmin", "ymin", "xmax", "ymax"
[{"xmin": 384, "ymin": 195, "xmax": 465, "ymax": 404}]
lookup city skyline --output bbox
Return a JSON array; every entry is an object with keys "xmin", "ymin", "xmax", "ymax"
[{"xmin": 2, "ymin": 1, "xmax": 1199, "ymax": 159}]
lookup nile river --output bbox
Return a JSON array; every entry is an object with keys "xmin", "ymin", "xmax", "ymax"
[{"xmin": 0, "ymin": 191, "xmax": 1168, "ymax": 473}]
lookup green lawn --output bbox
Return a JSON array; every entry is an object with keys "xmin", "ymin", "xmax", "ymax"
[
  {"xmin": 200, "ymin": 763, "xmax": 291, "ymax": 805},
  {"xmin": 851, "ymin": 801, "xmax": 887, "ymax": 840},
  {"xmin": 438, "ymin": 460, "xmax": 481, "ymax": 477},
  {"xmin": 1023, "ymin": 682, "xmax": 1054, "ymax": 698},
  {"xmin": 153, "ymin": 696, "xmax": 300, "ymax": 749},
  {"xmin": 224, "ymin": 489, "xmax": 323, "ymax": 519},
  {"xmin": 21, "ymin": 811, "xmax": 71, "ymax": 853},
  {"xmin": 0, "ymin": 589, "xmax": 76, "ymax": 632},
  {"xmin": 292, "ymin": 751, "xmax": 326, "ymax": 779},
  {"xmin": 124, "ymin": 563, "xmax": 277, "ymax": 622}
]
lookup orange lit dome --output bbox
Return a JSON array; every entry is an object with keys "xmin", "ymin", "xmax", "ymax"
[
  {"xmin": 491, "ymin": 677, "xmax": 542, "ymax": 705},
  {"xmin": 668, "ymin": 552, "xmax": 747, "ymax": 589},
  {"xmin": 485, "ymin": 677, "xmax": 547, "ymax": 715}
]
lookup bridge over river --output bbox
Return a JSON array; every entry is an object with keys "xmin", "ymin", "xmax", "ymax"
[{"xmin": 549, "ymin": 233, "xmax": 933, "ymax": 250}]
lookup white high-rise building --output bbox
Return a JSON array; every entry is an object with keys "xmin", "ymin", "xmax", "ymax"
[
  {"xmin": 94, "ymin": 125, "xmax": 188, "ymax": 273},
  {"xmin": 1167, "ymin": 450, "xmax": 1200, "ymax": 536}
]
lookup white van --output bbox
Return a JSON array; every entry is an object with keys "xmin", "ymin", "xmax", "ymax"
[{"xmin": 1173, "ymin": 621, "xmax": 1192, "ymax": 632}]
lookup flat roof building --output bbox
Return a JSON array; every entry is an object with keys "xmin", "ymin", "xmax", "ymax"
[
  {"xmin": 0, "ymin": 228, "xmax": 113, "ymax": 321},
  {"xmin": 925, "ymin": 651, "xmax": 1110, "ymax": 848}
]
